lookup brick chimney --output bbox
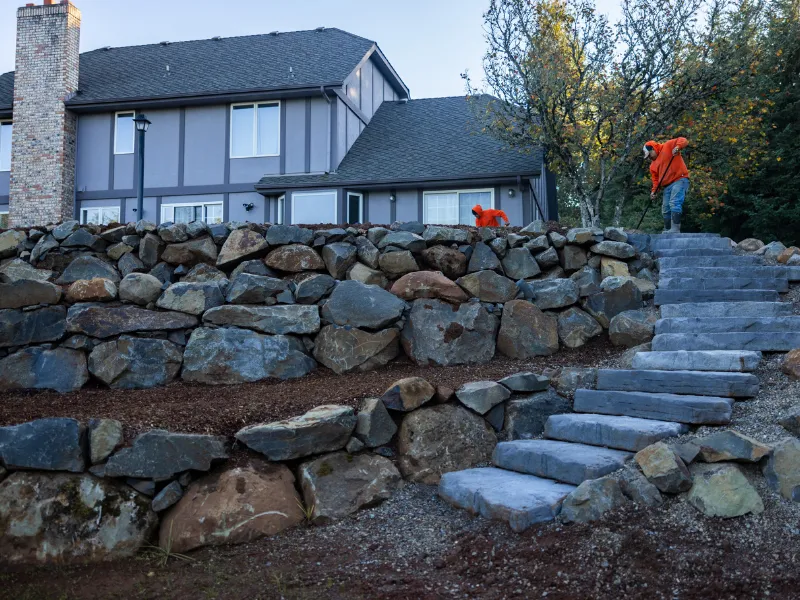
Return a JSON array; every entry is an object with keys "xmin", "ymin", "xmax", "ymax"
[{"xmin": 9, "ymin": 1, "xmax": 81, "ymax": 227}]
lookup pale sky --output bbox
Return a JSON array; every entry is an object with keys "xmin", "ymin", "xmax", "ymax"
[{"xmin": 0, "ymin": 0, "xmax": 622, "ymax": 98}]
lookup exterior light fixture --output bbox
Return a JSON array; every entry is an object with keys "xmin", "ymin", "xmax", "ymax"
[
  {"xmin": 243, "ymin": 202, "xmax": 254, "ymax": 211},
  {"xmin": 133, "ymin": 113, "xmax": 151, "ymax": 219},
  {"xmin": 508, "ymin": 188, "xmax": 516, "ymax": 197}
]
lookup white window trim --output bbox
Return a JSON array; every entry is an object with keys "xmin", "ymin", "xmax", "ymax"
[
  {"xmin": 0, "ymin": 120, "xmax": 12, "ymax": 172},
  {"xmin": 422, "ymin": 188, "xmax": 495, "ymax": 225},
  {"xmin": 229, "ymin": 101, "xmax": 281, "ymax": 159},
  {"xmin": 276, "ymin": 195, "xmax": 285, "ymax": 225},
  {"xmin": 161, "ymin": 201, "xmax": 224, "ymax": 225},
  {"xmin": 114, "ymin": 111, "xmax": 136, "ymax": 155},
  {"xmin": 346, "ymin": 192, "xmax": 364, "ymax": 224},
  {"xmin": 80, "ymin": 206, "xmax": 121, "ymax": 225},
  {"xmin": 291, "ymin": 190, "xmax": 337, "ymax": 225}
]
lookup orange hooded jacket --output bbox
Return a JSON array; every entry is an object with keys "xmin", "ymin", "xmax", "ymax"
[
  {"xmin": 472, "ymin": 204, "xmax": 510, "ymax": 227},
  {"xmin": 647, "ymin": 137, "xmax": 689, "ymax": 193}
]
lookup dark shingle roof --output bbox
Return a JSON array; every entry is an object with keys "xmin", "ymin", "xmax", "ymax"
[
  {"xmin": 0, "ymin": 28, "xmax": 375, "ymax": 110},
  {"xmin": 256, "ymin": 95, "xmax": 541, "ymax": 189}
]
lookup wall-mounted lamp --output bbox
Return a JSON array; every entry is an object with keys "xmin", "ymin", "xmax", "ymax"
[
  {"xmin": 389, "ymin": 195, "xmax": 396, "ymax": 202},
  {"xmin": 243, "ymin": 203, "xmax": 255, "ymax": 212},
  {"xmin": 508, "ymin": 189, "xmax": 516, "ymax": 198}
]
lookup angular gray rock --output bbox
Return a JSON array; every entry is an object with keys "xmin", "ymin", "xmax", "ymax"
[
  {"xmin": 89, "ymin": 336, "xmax": 184, "ymax": 389},
  {"xmin": 570, "ymin": 266, "xmax": 601, "ymax": 297},
  {"xmin": 118, "ymin": 251, "xmax": 147, "ymax": 277},
  {"xmin": 557, "ymin": 306, "xmax": 603, "ymax": 348},
  {"xmin": 378, "ymin": 250, "xmax": 419, "ymax": 277},
  {"xmin": 589, "ymin": 241, "xmax": 636, "ymax": 259},
  {"xmin": 155, "ymin": 281, "xmax": 225, "ymax": 315},
  {"xmin": 694, "ymin": 430, "xmax": 772, "ymax": 463},
  {"xmin": 456, "ymin": 270, "xmax": 517, "ymax": 303},
  {"xmin": 583, "ymin": 277, "xmax": 643, "ymax": 328},
  {"xmin": 558, "ymin": 245, "xmax": 588, "ymax": 272},
  {"xmin": 182, "ymin": 327, "xmax": 316, "ymax": 384},
  {"xmin": 321, "ymin": 280, "xmax": 405, "ymax": 330},
  {"xmin": 313, "ymin": 325, "xmax": 399, "ymax": 374},
  {"xmin": 160, "ymin": 237, "xmax": 218, "ymax": 266},
  {"xmin": 57, "ymin": 256, "xmax": 120, "ymax": 284},
  {"xmin": 355, "ymin": 397, "xmax": 398, "ymax": 448},
  {"xmin": 456, "ymin": 381, "xmax": 511, "ymax": 415},
  {"xmin": 423, "ymin": 226, "xmax": 469, "ymax": 245},
  {"xmin": 0, "ymin": 230, "xmax": 27, "ymax": 259},
  {"xmin": 66, "ymin": 304, "xmax": 197, "ymax": 338},
  {"xmin": 603, "ymin": 227, "xmax": 628, "ymax": 242},
  {"xmin": 498, "ymin": 372, "xmax": 550, "ymax": 393},
  {"xmin": 224, "ymin": 273, "xmax": 288, "ymax": 304},
  {"xmin": 0, "ymin": 418, "xmax": 85, "ymax": 472},
  {"xmin": 555, "ymin": 367, "xmax": 598, "ymax": 397},
  {"xmin": 152, "ymin": 481, "xmax": 184, "ymax": 512},
  {"xmin": 30, "ymin": 234, "xmax": 59, "ymax": 263},
  {"xmin": 502, "ymin": 248, "xmax": 541, "ymax": 279},
  {"xmin": 596, "ymin": 369, "xmax": 759, "ymax": 398},
  {"xmin": 468, "ymin": 242, "xmax": 502, "ymax": 273},
  {"xmin": 157, "ymin": 222, "xmax": 189, "ymax": 244},
  {"xmin": 525, "ymin": 235, "xmax": 550, "ymax": 253},
  {"xmin": 382, "ymin": 377, "xmax": 436, "ymax": 412},
  {"xmin": 203, "ymin": 304, "xmax": 320, "ymax": 335},
  {"xmin": 236, "ymin": 405, "xmax": 357, "ymax": 461},
  {"xmin": 565, "ymin": 228, "xmax": 596, "ymax": 244},
  {"xmin": 88, "ymin": 418, "xmax": 123, "ymax": 464},
  {"xmin": 422, "ymin": 245, "xmax": 467, "ymax": 279},
  {"xmin": 118, "ymin": 272, "xmax": 162, "ymax": 305},
  {"xmin": 528, "ymin": 279, "xmax": 579, "ymax": 310},
  {"xmin": 504, "ymin": 390, "xmax": 572, "ymax": 439},
  {"xmin": 497, "ymin": 299, "xmax": 559, "ymax": 358},
  {"xmin": 0, "ymin": 258, "xmax": 53, "ymax": 283},
  {"xmin": 635, "ymin": 442, "xmax": 693, "ymax": 494},
  {"xmin": 294, "ymin": 273, "xmax": 336, "ymax": 304},
  {"xmin": 761, "ymin": 438, "xmax": 800, "ymax": 501},
  {"xmin": 575, "ymin": 389, "xmax": 733, "ymax": 425},
  {"xmin": 560, "ymin": 476, "xmax": 628, "ymax": 523},
  {"xmin": 0, "ymin": 347, "xmax": 88, "ymax": 393},
  {"xmin": 0, "ymin": 279, "xmax": 62, "ymax": 309},
  {"xmin": 322, "ymin": 242, "xmax": 358, "ymax": 279},
  {"xmin": 377, "ymin": 231, "xmax": 426, "ymax": 253},
  {"xmin": 216, "ymin": 229, "xmax": 269, "ymax": 269},
  {"xmin": 615, "ymin": 465, "xmax": 663, "ymax": 506},
  {"xmin": 52, "ymin": 220, "xmax": 80, "ymax": 241},
  {"xmin": 105, "ymin": 429, "xmax": 228, "ymax": 480},
  {"xmin": 138, "ymin": 233, "xmax": 165, "ymax": 268},
  {"xmin": 533, "ymin": 246, "xmax": 559, "ymax": 270},
  {"xmin": 609, "ymin": 310, "xmax": 657, "ymax": 347},
  {"xmin": 348, "ymin": 262, "xmax": 389, "ymax": 287},
  {"xmin": 266, "ymin": 224, "xmax": 314, "ymax": 246},
  {"xmin": 688, "ymin": 463, "xmax": 764, "ymax": 517},
  {"xmin": 779, "ymin": 407, "xmax": 800, "ymax": 436}
]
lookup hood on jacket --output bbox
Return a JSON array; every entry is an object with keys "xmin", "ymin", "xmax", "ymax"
[
  {"xmin": 644, "ymin": 140, "xmax": 663, "ymax": 158},
  {"xmin": 472, "ymin": 204, "xmax": 484, "ymax": 215}
]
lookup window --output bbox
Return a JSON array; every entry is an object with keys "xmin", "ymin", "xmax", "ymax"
[
  {"xmin": 423, "ymin": 189, "xmax": 494, "ymax": 225},
  {"xmin": 161, "ymin": 202, "xmax": 223, "ymax": 225},
  {"xmin": 291, "ymin": 191, "xmax": 336, "ymax": 225},
  {"xmin": 230, "ymin": 102, "xmax": 280, "ymax": 158},
  {"xmin": 0, "ymin": 211, "xmax": 8, "ymax": 229},
  {"xmin": 347, "ymin": 192, "xmax": 363, "ymax": 224},
  {"xmin": 0, "ymin": 121, "xmax": 12, "ymax": 171},
  {"xmin": 276, "ymin": 195, "xmax": 285, "ymax": 225},
  {"xmin": 81, "ymin": 206, "xmax": 120, "ymax": 225},
  {"xmin": 114, "ymin": 112, "xmax": 135, "ymax": 155}
]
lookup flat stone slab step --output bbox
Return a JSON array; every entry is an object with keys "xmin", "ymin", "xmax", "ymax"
[
  {"xmin": 659, "ymin": 301, "xmax": 792, "ymax": 318},
  {"xmin": 438, "ymin": 467, "xmax": 576, "ymax": 532},
  {"xmin": 657, "ymin": 256, "xmax": 765, "ymax": 269},
  {"xmin": 651, "ymin": 237, "xmax": 732, "ymax": 251},
  {"xmin": 632, "ymin": 350, "xmax": 762, "ymax": 372},
  {"xmin": 659, "ymin": 277, "xmax": 789, "ymax": 292},
  {"xmin": 544, "ymin": 414, "xmax": 689, "ymax": 452},
  {"xmin": 492, "ymin": 440, "xmax": 632, "ymax": 485},
  {"xmin": 574, "ymin": 389, "xmax": 734, "ymax": 425},
  {"xmin": 596, "ymin": 369, "xmax": 759, "ymax": 398},
  {"xmin": 652, "ymin": 233, "xmax": 722, "ymax": 239},
  {"xmin": 654, "ymin": 248, "xmax": 734, "ymax": 258},
  {"xmin": 659, "ymin": 267, "xmax": 790, "ymax": 279},
  {"xmin": 652, "ymin": 332, "xmax": 800, "ymax": 352},
  {"xmin": 656, "ymin": 316, "xmax": 800, "ymax": 334},
  {"xmin": 654, "ymin": 289, "xmax": 780, "ymax": 305}
]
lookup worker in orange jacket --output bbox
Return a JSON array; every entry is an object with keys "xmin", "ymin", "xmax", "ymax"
[
  {"xmin": 644, "ymin": 137, "xmax": 690, "ymax": 233},
  {"xmin": 472, "ymin": 204, "xmax": 510, "ymax": 228}
]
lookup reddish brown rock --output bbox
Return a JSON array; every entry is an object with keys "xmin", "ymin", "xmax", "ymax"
[
  {"xmin": 265, "ymin": 244, "xmax": 325, "ymax": 272},
  {"xmin": 782, "ymin": 349, "xmax": 800, "ymax": 380},
  {"xmin": 382, "ymin": 376, "xmax": 436, "ymax": 412},
  {"xmin": 65, "ymin": 278, "xmax": 117, "ymax": 303},
  {"xmin": 497, "ymin": 300, "xmax": 559, "ymax": 358},
  {"xmin": 777, "ymin": 247, "xmax": 799, "ymax": 264},
  {"xmin": 421, "ymin": 245, "xmax": 467, "ymax": 279},
  {"xmin": 390, "ymin": 271, "xmax": 469, "ymax": 304}
]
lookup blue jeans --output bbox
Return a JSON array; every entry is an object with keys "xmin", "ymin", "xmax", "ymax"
[{"xmin": 662, "ymin": 178, "xmax": 689, "ymax": 215}]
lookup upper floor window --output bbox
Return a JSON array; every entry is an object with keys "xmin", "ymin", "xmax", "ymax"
[
  {"xmin": 231, "ymin": 102, "xmax": 280, "ymax": 158},
  {"xmin": 0, "ymin": 121, "xmax": 12, "ymax": 171},
  {"xmin": 114, "ymin": 112, "xmax": 135, "ymax": 155}
]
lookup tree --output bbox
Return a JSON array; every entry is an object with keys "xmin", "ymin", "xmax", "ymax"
[{"xmin": 469, "ymin": 0, "xmax": 764, "ymax": 227}]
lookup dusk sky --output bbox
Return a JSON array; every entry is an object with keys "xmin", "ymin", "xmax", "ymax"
[{"xmin": 0, "ymin": 0, "xmax": 622, "ymax": 99}]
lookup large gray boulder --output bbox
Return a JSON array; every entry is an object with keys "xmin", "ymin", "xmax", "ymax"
[
  {"xmin": 0, "ymin": 418, "xmax": 85, "ymax": 472},
  {"xmin": 761, "ymin": 437, "xmax": 800, "ymax": 501},
  {"xmin": 119, "ymin": 251, "xmax": 147, "ymax": 277},
  {"xmin": 203, "ymin": 305, "xmax": 320, "ymax": 335},
  {"xmin": 422, "ymin": 245, "xmax": 467, "ymax": 279},
  {"xmin": 401, "ymin": 298, "xmax": 498, "ymax": 366},
  {"xmin": 535, "ymin": 246, "xmax": 560, "ymax": 269},
  {"xmin": 322, "ymin": 243, "xmax": 358, "ymax": 279},
  {"xmin": 182, "ymin": 327, "xmax": 316, "ymax": 384},
  {"xmin": 265, "ymin": 243, "xmax": 325, "ymax": 272},
  {"xmin": 378, "ymin": 231, "xmax": 426, "ymax": 253},
  {"xmin": 504, "ymin": 390, "xmax": 572, "ymax": 438},
  {"xmin": 155, "ymin": 281, "xmax": 225, "ymax": 315},
  {"xmin": 104, "ymin": 429, "xmax": 228, "ymax": 480},
  {"xmin": 0, "ymin": 258, "xmax": 54, "ymax": 283},
  {"xmin": 313, "ymin": 325, "xmax": 399, "ymax": 374},
  {"xmin": 0, "ymin": 230, "xmax": 26, "ymax": 258},
  {"xmin": 216, "ymin": 229, "xmax": 269, "ymax": 269},
  {"xmin": 779, "ymin": 407, "xmax": 800, "ymax": 436},
  {"xmin": 321, "ymin": 280, "xmax": 405, "ymax": 330},
  {"xmin": 236, "ymin": 405, "xmax": 357, "ymax": 461},
  {"xmin": 51, "ymin": 220, "xmax": 80, "ymax": 241},
  {"xmin": 557, "ymin": 306, "xmax": 602, "ymax": 348},
  {"xmin": 498, "ymin": 372, "xmax": 551, "ymax": 393},
  {"xmin": 583, "ymin": 277, "xmax": 643, "ymax": 328},
  {"xmin": 528, "ymin": 279, "xmax": 579, "ymax": 310},
  {"xmin": 30, "ymin": 234, "xmax": 59, "ymax": 263},
  {"xmin": 694, "ymin": 430, "xmax": 772, "ymax": 463},
  {"xmin": 88, "ymin": 336, "xmax": 184, "ymax": 389},
  {"xmin": 497, "ymin": 300, "xmax": 559, "ymax": 358},
  {"xmin": 468, "ymin": 242, "xmax": 502, "ymax": 273},
  {"xmin": 0, "ymin": 279, "xmax": 62, "ymax": 309},
  {"xmin": 157, "ymin": 222, "xmax": 189, "ymax": 243},
  {"xmin": 224, "ymin": 273, "xmax": 288, "ymax": 304},
  {"xmin": 160, "ymin": 236, "xmax": 218, "ymax": 266},
  {"xmin": 294, "ymin": 273, "xmax": 336, "ymax": 304},
  {"xmin": 570, "ymin": 266, "xmax": 601, "ymax": 297},
  {"xmin": 66, "ymin": 304, "xmax": 197, "ymax": 338},
  {"xmin": 456, "ymin": 270, "xmax": 517, "ymax": 303},
  {"xmin": 609, "ymin": 310, "xmax": 657, "ymax": 347},
  {"xmin": 0, "ymin": 472, "xmax": 158, "ymax": 564},
  {"xmin": 0, "ymin": 305, "xmax": 66, "ymax": 348},
  {"xmin": 118, "ymin": 273, "xmax": 162, "ymax": 306},
  {"xmin": 456, "ymin": 381, "xmax": 511, "ymax": 415},
  {"xmin": 397, "ymin": 405, "xmax": 497, "ymax": 484},
  {"xmin": 688, "ymin": 463, "xmax": 764, "ymax": 517},
  {"xmin": 57, "ymin": 256, "xmax": 120, "ymax": 284},
  {"xmin": 560, "ymin": 476, "xmax": 628, "ymax": 523},
  {"xmin": 615, "ymin": 465, "xmax": 663, "ymax": 506},
  {"xmin": 423, "ymin": 226, "xmax": 469, "ymax": 245},
  {"xmin": 299, "ymin": 452, "xmax": 402, "ymax": 523},
  {"xmin": 378, "ymin": 250, "xmax": 419, "ymax": 277},
  {"xmin": 0, "ymin": 347, "xmax": 88, "ymax": 393},
  {"xmin": 502, "ymin": 248, "xmax": 541, "ymax": 279},
  {"xmin": 589, "ymin": 241, "xmax": 636, "ymax": 259},
  {"xmin": 138, "ymin": 233, "xmax": 165, "ymax": 268},
  {"xmin": 266, "ymin": 224, "xmax": 314, "ymax": 246},
  {"xmin": 558, "ymin": 245, "xmax": 588, "ymax": 272}
]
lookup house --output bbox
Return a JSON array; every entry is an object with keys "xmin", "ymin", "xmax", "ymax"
[{"xmin": 0, "ymin": 0, "xmax": 556, "ymax": 229}]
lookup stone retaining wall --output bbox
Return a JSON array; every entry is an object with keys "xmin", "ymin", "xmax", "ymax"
[{"xmin": 0, "ymin": 219, "xmax": 654, "ymax": 392}]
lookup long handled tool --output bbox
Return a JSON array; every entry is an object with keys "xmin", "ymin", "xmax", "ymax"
[{"xmin": 636, "ymin": 152, "xmax": 677, "ymax": 229}]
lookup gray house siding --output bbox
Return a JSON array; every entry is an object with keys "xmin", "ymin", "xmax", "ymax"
[
  {"xmin": 309, "ymin": 98, "xmax": 329, "ymax": 172},
  {"xmin": 76, "ymin": 114, "xmax": 110, "ymax": 191},
  {"xmin": 343, "ymin": 55, "xmax": 396, "ymax": 121},
  {"xmin": 143, "ymin": 109, "xmax": 180, "ymax": 188},
  {"xmin": 0, "ymin": 171, "xmax": 10, "ymax": 197},
  {"xmin": 285, "ymin": 99, "xmax": 306, "ymax": 174},
  {"xmin": 394, "ymin": 189, "xmax": 418, "ymax": 222},
  {"xmin": 228, "ymin": 191, "xmax": 265, "ymax": 223},
  {"xmin": 368, "ymin": 190, "xmax": 392, "ymax": 224},
  {"xmin": 113, "ymin": 154, "xmax": 134, "ymax": 190},
  {"xmin": 183, "ymin": 105, "xmax": 226, "ymax": 186}
]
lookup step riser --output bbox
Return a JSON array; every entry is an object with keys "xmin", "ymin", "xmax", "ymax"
[
  {"xmin": 653, "ymin": 233, "xmax": 722, "ymax": 239},
  {"xmin": 656, "ymin": 317, "xmax": 800, "ymax": 334},
  {"xmin": 659, "ymin": 278, "xmax": 789, "ymax": 292},
  {"xmin": 544, "ymin": 414, "xmax": 688, "ymax": 452},
  {"xmin": 654, "ymin": 249, "xmax": 734, "ymax": 258},
  {"xmin": 632, "ymin": 350, "xmax": 762, "ymax": 372},
  {"xmin": 652, "ymin": 333, "xmax": 800, "ymax": 352},
  {"xmin": 651, "ymin": 238, "xmax": 731, "ymax": 251},
  {"xmin": 660, "ymin": 267, "xmax": 789, "ymax": 279},
  {"xmin": 658, "ymin": 257, "xmax": 765, "ymax": 269},
  {"xmin": 655, "ymin": 290, "xmax": 780, "ymax": 305},
  {"xmin": 596, "ymin": 369, "xmax": 759, "ymax": 398},
  {"xmin": 659, "ymin": 302, "xmax": 792, "ymax": 318},
  {"xmin": 574, "ymin": 389, "xmax": 734, "ymax": 425}
]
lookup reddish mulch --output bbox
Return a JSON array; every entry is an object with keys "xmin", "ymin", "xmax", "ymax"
[{"xmin": 0, "ymin": 338, "xmax": 621, "ymax": 439}]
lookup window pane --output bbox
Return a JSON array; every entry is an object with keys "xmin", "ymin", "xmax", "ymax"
[
  {"xmin": 231, "ymin": 105, "xmax": 255, "ymax": 157},
  {"xmin": 174, "ymin": 206, "xmax": 195, "ymax": 224},
  {"xmin": 347, "ymin": 194, "xmax": 362, "ymax": 224},
  {"xmin": 0, "ymin": 123, "xmax": 12, "ymax": 171},
  {"xmin": 459, "ymin": 192, "xmax": 492, "ymax": 225},
  {"xmin": 256, "ymin": 104, "xmax": 279, "ymax": 155},
  {"xmin": 115, "ymin": 113, "xmax": 134, "ymax": 154},
  {"xmin": 82, "ymin": 208, "xmax": 100, "ymax": 225},
  {"xmin": 205, "ymin": 204, "xmax": 223, "ymax": 224},
  {"xmin": 101, "ymin": 207, "xmax": 120, "ymax": 224},
  {"xmin": 292, "ymin": 192, "xmax": 336, "ymax": 225},
  {"xmin": 0, "ymin": 213, "xmax": 8, "ymax": 229},
  {"xmin": 424, "ymin": 193, "xmax": 458, "ymax": 225}
]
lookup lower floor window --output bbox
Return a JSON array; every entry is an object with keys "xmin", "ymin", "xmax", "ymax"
[
  {"xmin": 0, "ymin": 211, "xmax": 8, "ymax": 229},
  {"xmin": 423, "ymin": 190, "xmax": 493, "ymax": 225},
  {"xmin": 161, "ymin": 202, "xmax": 223, "ymax": 225},
  {"xmin": 291, "ymin": 191, "xmax": 337, "ymax": 225},
  {"xmin": 347, "ymin": 192, "xmax": 363, "ymax": 224},
  {"xmin": 81, "ymin": 206, "xmax": 120, "ymax": 225}
]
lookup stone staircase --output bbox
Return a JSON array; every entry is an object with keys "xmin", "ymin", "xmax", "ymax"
[{"xmin": 440, "ymin": 232, "xmax": 796, "ymax": 531}]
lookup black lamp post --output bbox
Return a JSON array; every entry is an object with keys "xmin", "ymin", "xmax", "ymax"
[{"xmin": 133, "ymin": 113, "xmax": 151, "ymax": 220}]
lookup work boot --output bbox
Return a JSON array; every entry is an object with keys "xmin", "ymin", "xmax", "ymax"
[
  {"xmin": 663, "ymin": 215, "xmax": 671, "ymax": 234},
  {"xmin": 670, "ymin": 212, "xmax": 682, "ymax": 233}
]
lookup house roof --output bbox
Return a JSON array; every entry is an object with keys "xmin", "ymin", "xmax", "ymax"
[
  {"xmin": 0, "ymin": 28, "xmax": 402, "ymax": 112},
  {"xmin": 256, "ymin": 95, "xmax": 542, "ymax": 191}
]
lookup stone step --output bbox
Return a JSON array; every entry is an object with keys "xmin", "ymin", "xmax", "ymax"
[
  {"xmin": 544, "ymin": 414, "xmax": 688, "ymax": 452},
  {"xmin": 654, "ymin": 289, "xmax": 780, "ymax": 305},
  {"xmin": 632, "ymin": 350, "xmax": 762, "ymax": 372},
  {"xmin": 659, "ymin": 301, "xmax": 792, "ymax": 318},
  {"xmin": 659, "ymin": 277, "xmax": 789, "ymax": 292},
  {"xmin": 653, "ymin": 248, "xmax": 734, "ymax": 258},
  {"xmin": 659, "ymin": 267, "xmax": 789, "ymax": 279},
  {"xmin": 650, "ymin": 237, "xmax": 732, "ymax": 251},
  {"xmin": 656, "ymin": 316, "xmax": 800, "ymax": 334},
  {"xmin": 596, "ymin": 369, "xmax": 759, "ymax": 398},
  {"xmin": 652, "ymin": 332, "xmax": 800, "ymax": 352},
  {"xmin": 788, "ymin": 267, "xmax": 800, "ymax": 282},
  {"xmin": 658, "ymin": 256, "xmax": 765, "ymax": 269},
  {"xmin": 574, "ymin": 389, "xmax": 734, "ymax": 425},
  {"xmin": 492, "ymin": 440, "xmax": 632, "ymax": 485},
  {"xmin": 438, "ymin": 467, "xmax": 576, "ymax": 532},
  {"xmin": 652, "ymin": 233, "xmax": 722, "ymax": 239}
]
